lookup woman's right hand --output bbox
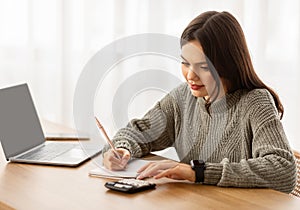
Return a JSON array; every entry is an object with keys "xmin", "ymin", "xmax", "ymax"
[{"xmin": 103, "ymin": 148, "xmax": 131, "ymax": 171}]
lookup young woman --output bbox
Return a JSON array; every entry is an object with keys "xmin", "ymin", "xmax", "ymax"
[{"xmin": 102, "ymin": 11, "xmax": 297, "ymax": 193}]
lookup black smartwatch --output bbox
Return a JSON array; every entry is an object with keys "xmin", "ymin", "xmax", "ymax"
[{"xmin": 190, "ymin": 160, "xmax": 206, "ymax": 183}]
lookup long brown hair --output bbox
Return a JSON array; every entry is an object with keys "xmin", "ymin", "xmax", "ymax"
[{"xmin": 180, "ymin": 11, "xmax": 284, "ymax": 119}]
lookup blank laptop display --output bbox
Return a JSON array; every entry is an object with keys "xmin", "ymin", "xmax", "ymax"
[{"xmin": 0, "ymin": 83, "xmax": 101, "ymax": 166}]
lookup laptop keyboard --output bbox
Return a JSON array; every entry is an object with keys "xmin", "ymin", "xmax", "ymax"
[{"xmin": 17, "ymin": 143, "xmax": 77, "ymax": 161}]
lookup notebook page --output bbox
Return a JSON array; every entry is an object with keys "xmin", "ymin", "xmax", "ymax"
[{"xmin": 89, "ymin": 159, "xmax": 150, "ymax": 179}]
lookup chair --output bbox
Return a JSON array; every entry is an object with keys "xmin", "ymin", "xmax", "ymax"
[{"xmin": 291, "ymin": 150, "xmax": 300, "ymax": 197}]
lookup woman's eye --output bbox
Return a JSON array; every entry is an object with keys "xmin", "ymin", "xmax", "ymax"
[
  {"xmin": 201, "ymin": 66, "xmax": 209, "ymax": 71},
  {"xmin": 181, "ymin": 62, "xmax": 190, "ymax": 67}
]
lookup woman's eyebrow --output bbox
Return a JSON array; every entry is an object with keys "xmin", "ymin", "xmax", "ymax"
[
  {"xmin": 180, "ymin": 55, "xmax": 188, "ymax": 62},
  {"xmin": 180, "ymin": 55, "xmax": 207, "ymax": 65}
]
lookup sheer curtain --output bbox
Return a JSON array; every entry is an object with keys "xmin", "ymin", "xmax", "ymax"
[{"xmin": 1, "ymin": 0, "xmax": 300, "ymax": 150}]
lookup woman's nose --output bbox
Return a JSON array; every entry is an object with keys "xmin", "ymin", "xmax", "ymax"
[{"xmin": 186, "ymin": 68, "xmax": 198, "ymax": 80}]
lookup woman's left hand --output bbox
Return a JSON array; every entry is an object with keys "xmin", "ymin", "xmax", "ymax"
[{"xmin": 136, "ymin": 160, "xmax": 196, "ymax": 182}]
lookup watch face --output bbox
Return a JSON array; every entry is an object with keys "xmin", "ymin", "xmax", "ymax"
[{"xmin": 190, "ymin": 160, "xmax": 205, "ymax": 183}]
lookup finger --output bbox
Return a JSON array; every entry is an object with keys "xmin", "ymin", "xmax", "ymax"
[
  {"xmin": 155, "ymin": 167, "xmax": 183, "ymax": 180},
  {"xmin": 137, "ymin": 160, "xmax": 176, "ymax": 173},
  {"xmin": 120, "ymin": 151, "xmax": 130, "ymax": 163},
  {"xmin": 103, "ymin": 150, "xmax": 126, "ymax": 170},
  {"xmin": 114, "ymin": 148, "xmax": 130, "ymax": 163},
  {"xmin": 121, "ymin": 152, "xmax": 130, "ymax": 159},
  {"xmin": 103, "ymin": 158, "xmax": 125, "ymax": 171},
  {"xmin": 110, "ymin": 157, "xmax": 128, "ymax": 170},
  {"xmin": 109, "ymin": 149, "xmax": 127, "ymax": 161},
  {"xmin": 153, "ymin": 160, "xmax": 179, "ymax": 169},
  {"xmin": 106, "ymin": 157, "xmax": 126, "ymax": 170},
  {"xmin": 137, "ymin": 169, "xmax": 164, "ymax": 180},
  {"xmin": 154, "ymin": 168, "xmax": 174, "ymax": 179},
  {"xmin": 107, "ymin": 152, "xmax": 122, "ymax": 164},
  {"xmin": 137, "ymin": 160, "xmax": 179, "ymax": 179},
  {"xmin": 154, "ymin": 164, "xmax": 189, "ymax": 180},
  {"xmin": 110, "ymin": 163, "xmax": 127, "ymax": 171},
  {"xmin": 142, "ymin": 161, "xmax": 178, "ymax": 174},
  {"xmin": 137, "ymin": 162, "xmax": 154, "ymax": 173},
  {"xmin": 112, "ymin": 150, "xmax": 122, "ymax": 160},
  {"xmin": 121, "ymin": 156, "xmax": 130, "ymax": 165},
  {"xmin": 137, "ymin": 164, "xmax": 166, "ymax": 179}
]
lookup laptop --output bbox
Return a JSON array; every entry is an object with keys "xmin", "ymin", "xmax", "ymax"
[{"xmin": 0, "ymin": 83, "xmax": 101, "ymax": 166}]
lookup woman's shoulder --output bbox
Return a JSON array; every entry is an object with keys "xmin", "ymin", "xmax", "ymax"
[
  {"xmin": 242, "ymin": 88, "xmax": 275, "ymax": 105},
  {"xmin": 239, "ymin": 88, "xmax": 278, "ymax": 115}
]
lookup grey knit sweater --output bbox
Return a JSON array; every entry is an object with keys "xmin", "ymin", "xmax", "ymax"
[{"xmin": 103, "ymin": 83, "xmax": 297, "ymax": 193}]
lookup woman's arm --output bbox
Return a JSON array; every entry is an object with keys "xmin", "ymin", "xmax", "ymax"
[
  {"xmin": 102, "ymin": 91, "xmax": 182, "ymax": 158},
  {"xmin": 203, "ymin": 89, "xmax": 297, "ymax": 193},
  {"xmin": 140, "ymin": 89, "xmax": 297, "ymax": 193}
]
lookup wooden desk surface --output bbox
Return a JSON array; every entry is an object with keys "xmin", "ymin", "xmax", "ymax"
[{"xmin": 0, "ymin": 122, "xmax": 300, "ymax": 210}]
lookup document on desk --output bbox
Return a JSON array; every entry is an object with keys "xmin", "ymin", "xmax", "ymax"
[{"xmin": 89, "ymin": 159, "xmax": 150, "ymax": 179}]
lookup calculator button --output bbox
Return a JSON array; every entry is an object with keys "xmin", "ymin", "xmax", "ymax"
[
  {"xmin": 123, "ymin": 185, "xmax": 133, "ymax": 189},
  {"xmin": 114, "ymin": 183, "xmax": 125, "ymax": 188}
]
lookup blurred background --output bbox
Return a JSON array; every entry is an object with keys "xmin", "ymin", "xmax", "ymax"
[{"xmin": 1, "ymin": 0, "xmax": 300, "ymax": 150}]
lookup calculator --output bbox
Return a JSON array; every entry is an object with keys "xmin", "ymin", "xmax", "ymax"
[{"xmin": 104, "ymin": 179, "xmax": 156, "ymax": 193}]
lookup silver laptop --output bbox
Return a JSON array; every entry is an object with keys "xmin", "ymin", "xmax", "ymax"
[{"xmin": 0, "ymin": 83, "xmax": 101, "ymax": 166}]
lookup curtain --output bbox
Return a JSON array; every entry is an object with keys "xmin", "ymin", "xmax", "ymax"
[{"xmin": 0, "ymin": 0, "xmax": 299, "ymax": 150}]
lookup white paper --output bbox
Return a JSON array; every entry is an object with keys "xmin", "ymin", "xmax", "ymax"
[{"xmin": 89, "ymin": 159, "xmax": 150, "ymax": 179}]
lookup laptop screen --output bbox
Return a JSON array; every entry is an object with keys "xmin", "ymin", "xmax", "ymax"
[{"xmin": 0, "ymin": 84, "xmax": 45, "ymax": 159}]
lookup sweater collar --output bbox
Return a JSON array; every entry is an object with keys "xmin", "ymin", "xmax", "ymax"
[{"xmin": 197, "ymin": 89, "xmax": 245, "ymax": 114}]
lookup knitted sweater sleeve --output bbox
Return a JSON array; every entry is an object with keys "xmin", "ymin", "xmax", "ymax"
[
  {"xmin": 102, "ymin": 92, "xmax": 180, "ymax": 158},
  {"xmin": 203, "ymin": 89, "xmax": 297, "ymax": 193}
]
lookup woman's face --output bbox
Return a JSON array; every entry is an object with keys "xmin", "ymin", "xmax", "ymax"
[{"xmin": 181, "ymin": 40, "xmax": 225, "ymax": 99}]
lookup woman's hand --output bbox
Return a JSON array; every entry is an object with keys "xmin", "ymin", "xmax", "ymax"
[
  {"xmin": 137, "ymin": 160, "xmax": 196, "ymax": 182},
  {"xmin": 103, "ymin": 148, "xmax": 131, "ymax": 171}
]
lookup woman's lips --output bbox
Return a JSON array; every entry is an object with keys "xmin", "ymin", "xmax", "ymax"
[{"xmin": 190, "ymin": 84, "xmax": 204, "ymax": 90}]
